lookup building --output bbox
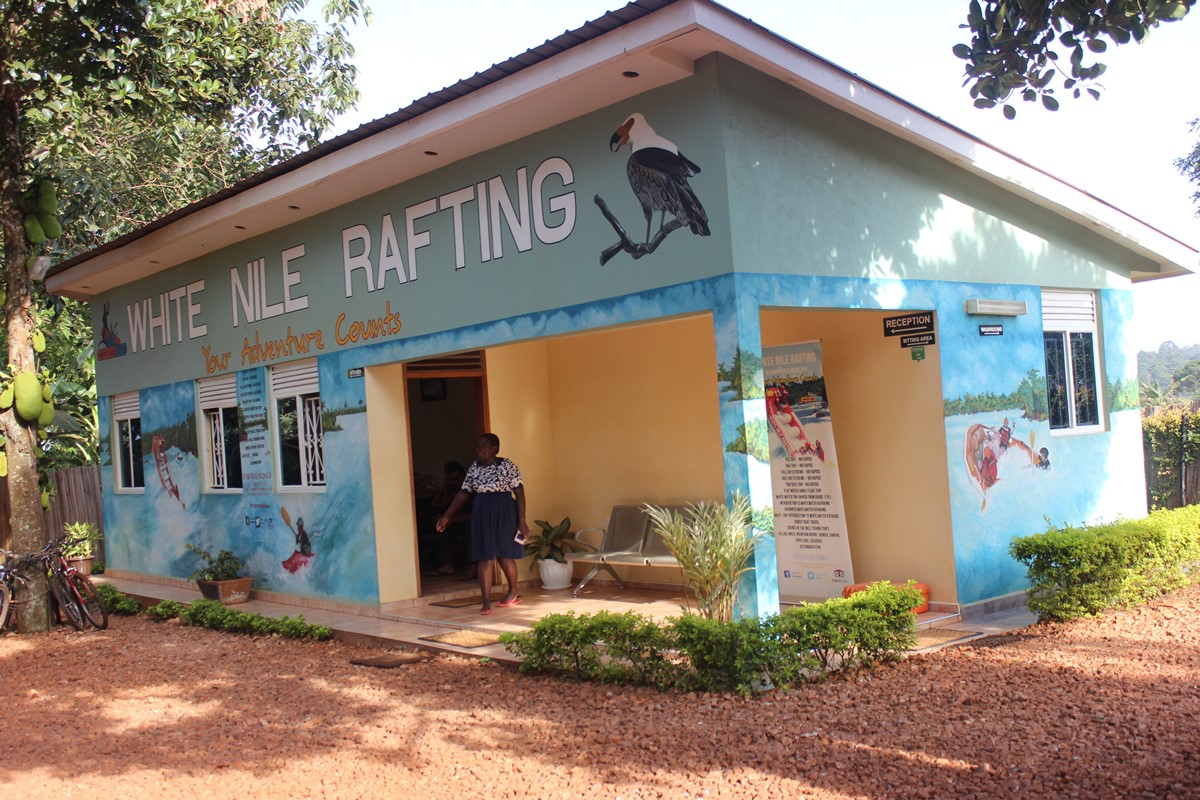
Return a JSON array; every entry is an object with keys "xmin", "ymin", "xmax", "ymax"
[{"xmin": 47, "ymin": 0, "xmax": 1197, "ymax": 619}]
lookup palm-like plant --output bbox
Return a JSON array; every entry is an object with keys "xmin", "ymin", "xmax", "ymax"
[{"xmin": 645, "ymin": 493, "xmax": 762, "ymax": 623}]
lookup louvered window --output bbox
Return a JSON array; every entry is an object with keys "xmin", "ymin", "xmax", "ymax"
[
  {"xmin": 1042, "ymin": 290, "xmax": 1101, "ymax": 432},
  {"xmin": 198, "ymin": 374, "xmax": 242, "ymax": 491},
  {"xmin": 270, "ymin": 359, "xmax": 325, "ymax": 488},
  {"xmin": 112, "ymin": 391, "xmax": 144, "ymax": 490}
]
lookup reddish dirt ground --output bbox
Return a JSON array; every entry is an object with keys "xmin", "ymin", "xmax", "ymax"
[{"xmin": 1, "ymin": 585, "xmax": 1198, "ymax": 799}]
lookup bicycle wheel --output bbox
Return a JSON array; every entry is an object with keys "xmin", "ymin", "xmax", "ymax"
[
  {"xmin": 50, "ymin": 572, "xmax": 85, "ymax": 631},
  {"xmin": 0, "ymin": 580, "xmax": 11, "ymax": 632},
  {"xmin": 69, "ymin": 572, "xmax": 108, "ymax": 630}
]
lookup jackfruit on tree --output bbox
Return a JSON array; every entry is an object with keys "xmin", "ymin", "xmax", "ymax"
[
  {"xmin": 37, "ymin": 213, "xmax": 61, "ymax": 240},
  {"xmin": 37, "ymin": 181, "xmax": 58, "ymax": 216},
  {"xmin": 37, "ymin": 397, "xmax": 55, "ymax": 427},
  {"xmin": 23, "ymin": 214, "xmax": 46, "ymax": 245},
  {"xmin": 12, "ymin": 371, "xmax": 44, "ymax": 423}
]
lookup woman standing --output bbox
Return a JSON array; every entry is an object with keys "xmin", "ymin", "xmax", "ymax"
[{"xmin": 436, "ymin": 433, "xmax": 529, "ymax": 615}]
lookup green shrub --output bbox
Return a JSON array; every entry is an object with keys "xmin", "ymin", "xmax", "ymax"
[
  {"xmin": 94, "ymin": 582, "xmax": 142, "ymax": 615},
  {"xmin": 500, "ymin": 612, "xmax": 605, "ymax": 679},
  {"xmin": 501, "ymin": 582, "xmax": 919, "ymax": 695},
  {"xmin": 1011, "ymin": 505, "xmax": 1200, "ymax": 621},
  {"xmin": 587, "ymin": 611, "xmax": 676, "ymax": 687},
  {"xmin": 178, "ymin": 599, "xmax": 332, "ymax": 640},
  {"xmin": 146, "ymin": 599, "xmax": 186, "ymax": 620}
]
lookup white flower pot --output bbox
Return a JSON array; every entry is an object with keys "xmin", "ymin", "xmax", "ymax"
[{"xmin": 537, "ymin": 558, "xmax": 573, "ymax": 590}]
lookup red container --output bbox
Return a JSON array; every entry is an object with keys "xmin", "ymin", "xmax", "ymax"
[{"xmin": 842, "ymin": 581, "xmax": 930, "ymax": 614}]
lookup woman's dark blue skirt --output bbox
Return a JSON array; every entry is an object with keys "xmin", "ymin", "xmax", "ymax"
[{"xmin": 470, "ymin": 491, "xmax": 523, "ymax": 561}]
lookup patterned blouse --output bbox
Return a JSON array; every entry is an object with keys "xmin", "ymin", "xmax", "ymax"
[{"xmin": 461, "ymin": 458, "xmax": 523, "ymax": 494}]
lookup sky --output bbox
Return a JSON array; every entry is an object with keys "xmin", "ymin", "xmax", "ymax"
[{"xmin": 319, "ymin": 0, "xmax": 1200, "ymax": 353}]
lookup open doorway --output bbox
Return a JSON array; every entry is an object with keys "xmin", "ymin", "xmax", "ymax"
[{"xmin": 405, "ymin": 353, "xmax": 487, "ymax": 595}]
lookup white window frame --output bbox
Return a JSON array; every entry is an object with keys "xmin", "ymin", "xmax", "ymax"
[
  {"xmin": 111, "ymin": 391, "xmax": 145, "ymax": 493},
  {"xmin": 198, "ymin": 374, "xmax": 242, "ymax": 493},
  {"xmin": 1042, "ymin": 289, "xmax": 1104, "ymax": 434},
  {"xmin": 269, "ymin": 359, "xmax": 326, "ymax": 491}
]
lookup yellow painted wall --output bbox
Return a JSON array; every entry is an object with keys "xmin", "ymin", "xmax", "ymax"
[
  {"xmin": 480, "ymin": 341, "xmax": 559, "ymax": 580},
  {"xmin": 543, "ymin": 314, "xmax": 725, "ymax": 587},
  {"xmin": 761, "ymin": 309, "xmax": 958, "ymax": 603},
  {"xmin": 365, "ymin": 363, "xmax": 419, "ymax": 603}
]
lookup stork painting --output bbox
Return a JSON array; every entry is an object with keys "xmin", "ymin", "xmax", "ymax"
[{"xmin": 595, "ymin": 113, "xmax": 711, "ymax": 265}]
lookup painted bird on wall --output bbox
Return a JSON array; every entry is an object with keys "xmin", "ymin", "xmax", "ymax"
[
  {"xmin": 611, "ymin": 112, "xmax": 710, "ymax": 240},
  {"xmin": 595, "ymin": 112, "xmax": 710, "ymax": 265}
]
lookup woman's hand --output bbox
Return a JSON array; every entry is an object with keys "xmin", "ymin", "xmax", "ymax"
[
  {"xmin": 435, "ymin": 515, "xmax": 448, "ymax": 533},
  {"xmin": 517, "ymin": 519, "xmax": 530, "ymax": 537}
]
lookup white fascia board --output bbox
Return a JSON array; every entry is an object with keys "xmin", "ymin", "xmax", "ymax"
[{"xmin": 691, "ymin": 2, "xmax": 1198, "ymax": 278}]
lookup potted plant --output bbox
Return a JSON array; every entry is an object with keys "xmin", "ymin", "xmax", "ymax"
[
  {"xmin": 186, "ymin": 542, "xmax": 253, "ymax": 604},
  {"xmin": 524, "ymin": 517, "xmax": 592, "ymax": 590},
  {"xmin": 62, "ymin": 521, "xmax": 102, "ymax": 576}
]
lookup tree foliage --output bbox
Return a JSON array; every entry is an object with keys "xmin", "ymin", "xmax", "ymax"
[
  {"xmin": 0, "ymin": 0, "xmax": 369, "ymax": 632},
  {"xmin": 1177, "ymin": 121, "xmax": 1200, "ymax": 215},
  {"xmin": 954, "ymin": 0, "xmax": 1193, "ymax": 118},
  {"xmin": 1138, "ymin": 342, "xmax": 1200, "ymax": 403}
]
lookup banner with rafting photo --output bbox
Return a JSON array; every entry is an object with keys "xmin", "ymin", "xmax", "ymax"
[{"xmin": 763, "ymin": 341, "xmax": 853, "ymax": 600}]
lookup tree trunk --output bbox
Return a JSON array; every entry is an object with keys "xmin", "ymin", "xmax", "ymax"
[{"xmin": 1, "ymin": 68, "xmax": 52, "ymax": 633}]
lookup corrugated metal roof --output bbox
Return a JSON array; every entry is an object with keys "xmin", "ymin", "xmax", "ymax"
[{"xmin": 49, "ymin": 0, "xmax": 677, "ymax": 279}]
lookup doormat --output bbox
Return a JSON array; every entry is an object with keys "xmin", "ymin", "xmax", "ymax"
[
  {"xmin": 429, "ymin": 597, "xmax": 486, "ymax": 609},
  {"xmin": 419, "ymin": 629, "xmax": 503, "ymax": 648},
  {"xmin": 350, "ymin": 652, "xmax": 430, "ymax": 668},
  {"xmin": 913, "ymin": 628, "xmax": 982, "ymax": 650}
]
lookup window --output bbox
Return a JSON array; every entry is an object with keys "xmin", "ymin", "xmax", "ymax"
[
  {"xmin": 1042, "ymin": 290, "xmax": 1101, "ymax": 431},
  {"xmin": 198, "ymin": 374, "xmax": 242, "ymax": 491},
  {"xmin": 112, "ymin": 391, "xmax": 144, "ymax": 490},
  {"xmin": 270, "ymin": 359, "xmax": 325, "ymax": 489}
]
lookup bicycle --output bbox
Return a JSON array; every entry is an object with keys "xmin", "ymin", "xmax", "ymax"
[
  {"xmin": 0, "ymin": 549, "xmax": 31, "ymax": 632},
  {"xmin": 29, "ymin": 537, "xmax": 108, "ymax": 631}
]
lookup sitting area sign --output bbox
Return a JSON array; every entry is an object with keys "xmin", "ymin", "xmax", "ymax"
[{"xmin": 763, "ymin": 341, "xmax": 854, "ymax": 599}]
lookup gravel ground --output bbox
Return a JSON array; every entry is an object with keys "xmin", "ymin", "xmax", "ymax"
[{"xmin": 1, "ymin": 585, "xmax": 1198, "ymax": 799}]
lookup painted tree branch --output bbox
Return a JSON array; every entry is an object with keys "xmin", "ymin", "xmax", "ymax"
[{"xmin": 595, "ymin": 194, "xmax": 683, "ymax": 265}]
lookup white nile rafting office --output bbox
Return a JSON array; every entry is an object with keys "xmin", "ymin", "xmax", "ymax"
[{"xmin": 47, "ymin": 0, "xmax": 1197, "ymax": 619}]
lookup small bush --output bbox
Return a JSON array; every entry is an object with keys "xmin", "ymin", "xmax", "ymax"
[
  {"xmin": 146, "ymin": 599, "xmax": 186, "ymax": 621},
  {"xmin": 95, "ymin": 582, "xmax": 142, "ymax": 616}
]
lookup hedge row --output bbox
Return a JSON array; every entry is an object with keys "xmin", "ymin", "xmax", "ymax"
[
  {"xmin": 1010, "ymin": 505, "xmax": 1200, "ymax": 621},
  {"xmin": 500, "ymin": 581, "xmax": 922, "ymax": 695},
  {"xmin": 95, "ymin": 585, "xmax": 333, "ymax": 641}
]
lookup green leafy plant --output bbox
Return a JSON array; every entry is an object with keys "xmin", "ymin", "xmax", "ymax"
[
  {"xmin": 61, "ymin": 520, "xmax": 101, "ymax": 559},
  {"xmin": 146, "ymin": 599, "xmax": 186, "ymax": 621},
  {"xmin": 645, "ymin": 494, "xmax": 763, "ymax": 623},
  {"xmin": 179, "ymin": 599, "xmax": 332, "ymax": 640},
  {"xmin": 94, "ymin": 582, "xmax": 141, "ymax": 615},
  {"xmin": 1011, "ymin": 505, "xmax": 1200, "ymax": 621},
  {"xmin": 500, "ymin": 583, "xmax": 919, "ymax": 696},
  {"xmin": 524, "ymin": 517, "xmax": 592, "ymax": 565},
  {"xmin": 185, "ymin": 543, "xmax": 246, "ymax": 582}
]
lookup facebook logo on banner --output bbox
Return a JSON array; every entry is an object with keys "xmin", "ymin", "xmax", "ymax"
[{"xmin": 783, "ymin": 570, "xmax": 792, "ymax": 578}]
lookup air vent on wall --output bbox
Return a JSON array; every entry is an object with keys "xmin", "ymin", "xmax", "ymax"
[{"xmin": 404, "ymin": 351, "xmax": 485, "ymax": 377}]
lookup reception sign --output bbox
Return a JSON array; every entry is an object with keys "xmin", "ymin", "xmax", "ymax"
[{"xmin": 763, "ymin": 341, "xmax": 853, "ymax": 599}]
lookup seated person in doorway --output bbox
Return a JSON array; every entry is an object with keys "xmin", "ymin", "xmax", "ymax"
[{"xmin": 426, "ymin": 460, "xmax": 471, "ymax": 576}]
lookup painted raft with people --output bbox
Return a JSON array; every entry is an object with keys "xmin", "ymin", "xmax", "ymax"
[
  {"xmin": 964, "ymin": 417, "xmax": 1050, "ymax": 510},
  {"xmin": 766, "ymin": 383, "xmax": 828, "ymax": 462}
]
